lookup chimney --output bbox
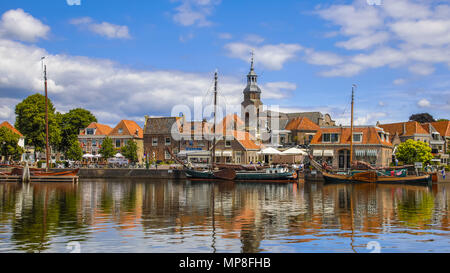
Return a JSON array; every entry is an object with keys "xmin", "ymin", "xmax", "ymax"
[
  {"xmin": 234, "ymin": 115, "xmax": 237, "ymax": 131},
  {"xmin": 202, "ymin": 118, "xmax": 206, "ymax": 139}
]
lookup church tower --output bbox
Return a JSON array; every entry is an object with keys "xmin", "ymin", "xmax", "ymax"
[{"xmin": 241, "ymin": 51, "xmax": 263, "ymax": 137}]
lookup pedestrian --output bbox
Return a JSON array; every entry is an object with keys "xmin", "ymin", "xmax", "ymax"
[
  {"xmin": 395, "ymin": 158, "xmax": 398, "ymax": 166},
  {"xmin": 442, "ymin": 167, "xmax": 446, "ymax": 180}
]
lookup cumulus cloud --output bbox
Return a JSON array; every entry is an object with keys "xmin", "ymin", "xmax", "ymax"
[
  {"xmin": 70, "ymin": 17, "xmax": 131, "ymax": 39},
  {"xmin": 172, "ymin": 0, "xmax": 221, "ymax": 27},
  {"xmin": 0, "ymin": 9, "xmax": 50, "ymax": 42},
  {"xmin": 224, "ymin": 42, "xmax": 302, "ymax": 70},
  {"xmin": 311, "ymin": 0, "xmax": 450, "ymax": 77},
  {"xmin": 417, "ymin": 98, "xmax": 431, "ymax": 108},
  {"xmin": 0, "ymin": 36, "xmax": 297, "ymax": 125}
]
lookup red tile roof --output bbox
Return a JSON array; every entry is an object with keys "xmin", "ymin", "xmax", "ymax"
[
  {"xmin": 222, "ymin": 130, "xmax": 261, "ymax": 150},
  {"xmin": 379, "ymin": 121, "xmax": 428, "ymax": 136},
  {"xmin": 80, "ymin": 122, "xmax": 113, "ymax": 136},
  {"xmin": 0, "ymin": 121, "xmax": 23, "ymax": 137},
  {"xmin": 109, "ymin": 120, "xmax": 143, "ymax": 138},
  {"xmin": 285, "ymin": 117, "xmax": 320, "ymax": 131},
  {"xmin": 217, "ymin": 114, "xmax": 244, "ymax": 134},
  {"xmin": 310, "ymin": 127, "xmax": 392, "ymax": 146},
  {"xmin": 431, "ymin": 120, "xmax": 450, "ymax": 137}
]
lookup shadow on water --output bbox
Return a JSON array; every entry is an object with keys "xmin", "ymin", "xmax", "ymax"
[{"xmin": 0, "ymin": 178, "xmax": 449, "ymax": 253}]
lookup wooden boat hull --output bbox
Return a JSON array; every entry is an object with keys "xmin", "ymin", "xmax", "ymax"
[
  {"xmin": 184, "ymin": 169, "xmax": 236, "ymax": 180},
  {"xmin": 235, "ymin": 171, "xmax": 296, "ymax": 181},
  {"xmin": 323, "ymin": 171, "xmax": 431, "ymax": 186}
]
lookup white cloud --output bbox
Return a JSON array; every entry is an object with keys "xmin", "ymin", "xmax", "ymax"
[
  {"xmin": 218, "ymin": 32, "xmax": 232, "ymax": 39},
  {"xmin": 243, "ymin": 34, "xmax": 265, "ymax": 44},
  {"xmin": 0, "ymin": 9, "xmax": 50, "ymax": 42},
  {"xmin": 417, "ymin": 98, "xmax": 431, "ymax": 108},
  {"xmin": 224, "ymin": 42, "xmax": 302, "ymax": 70},
  {"xmin": 0, "ymin": 37, "xmax": 298, "ymax": 125},
  {"xmin": 393, "ymin": 78, "xmax": 406, "ymax": 85},
  {"xmin": 70, "ymin": 17, "xmax": 131, "ymax": 39},
  {"xmin": 303, "ymin": 49, "xmax": 344, "ymax": 66},
  {"xmin": 67, "ymin": 0, "xmax": 81, "ymax": 6},
  {"xmin": 306, "ymin": 1, "xmax": 450, "ymax": 78},
  {"xmin": 261, "ymin": 82, "xmax": 297, "ymax": 99},
  {"xmin": 408, "ymin": 63, "xmax": 435, "ymax": 76},
  {"xmin": 172, "ymin": 0, "xmax": 221, "ymax": 27}
]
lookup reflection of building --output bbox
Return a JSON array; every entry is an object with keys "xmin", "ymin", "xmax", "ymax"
[{"xmin": 310, "ymin": 126, "xmax": 393, "ymax": 170}]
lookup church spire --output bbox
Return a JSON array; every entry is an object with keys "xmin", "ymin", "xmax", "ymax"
[{"xmin": 246, "ymin": 50, "xmax": 259, "ymax": 87}]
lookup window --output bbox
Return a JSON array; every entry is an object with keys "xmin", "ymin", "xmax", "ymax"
[
  {"xmin": 165, "ymin": 137, "xmax": 171, "ymax": 145},
  {"xmin": 353, "ymin": 133, "xmax": 362, "ymax": 142},
  {"xmin": 323, "ymin": 133, "xmax": 331, "ymax": 142},
  {"xmin": 152, "ymin": 138, "xmax": 158, "ymax": 146},
  {"xmin": 124, "ymin": 140, "xmax": 128, "ymax": 146},
  {"xmin": 115, "ymin": 140, "xmax": 121, "ymax": 148},
  {"xmin": 331, "ymin": 133, "xmax": 339, "ymax": 142},
  {"xmin": 225, "ymin": 140, "xmax": 232, "ymax": 147},
  {"xmin": 118, "ymin": 128, "xmax": 123, "ymax": 134},
  {"xmin": 165, "ymin": 150, "xmax": 171, "ymax": 160},
  {"xmin": 86, "ymin": 128, "xmax": 95, "ymax": 135},
  {"xmin": 92, "ymin": 140, "xmax": 97, "ymax": 146}
]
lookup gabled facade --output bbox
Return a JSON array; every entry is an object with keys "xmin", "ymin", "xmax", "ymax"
[
  {"xmin": 78, "ymin": 122, "xmax": 113, "ymax": 155},
  {"xmin": 310, "ymin": 126, "xmax": 393, "ymax": 170}
]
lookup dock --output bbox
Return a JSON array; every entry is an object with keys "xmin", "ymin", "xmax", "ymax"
[{"xmin": 0, "ymin": 174, "xmax": 79, "ymax": 183}]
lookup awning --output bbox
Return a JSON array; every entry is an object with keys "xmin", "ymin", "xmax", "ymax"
[
  {"xmin": 323, "ymin": 150, "xmax": 334, "ymax": 157},
  {"xmin": 355, "ymin": 150, "xmax": 365, "ymax": 157},
  {"xmin": 313, "ymin": 150, "xmax": 323, "ymax": 156},
  {"xmin": 367, "ymin": 150, "xmax": 378, "ymax": 157},
  {"xmin": 257, "ymin": 147, "xmax": 281, "ymax": 155},
  {"xmin": 215, "ymin": 150, "xmax": 222, "ymax": 156},
  {"xmin": 222, "ymin": 150, "xmax": 233, "ymax": 157},
  {"xmin": 281, "ymin": 148, "xmax": 308, "ymax": 155}
]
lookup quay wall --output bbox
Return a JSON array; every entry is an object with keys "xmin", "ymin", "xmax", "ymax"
[{"xmin": 50, "ymin": 168, "xmax": 188, "ymax": 179}]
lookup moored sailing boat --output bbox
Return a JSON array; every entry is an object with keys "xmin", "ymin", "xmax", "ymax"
[{"xmin": 321, "ymin": 85, "xmax": 431, "ymax": 186}]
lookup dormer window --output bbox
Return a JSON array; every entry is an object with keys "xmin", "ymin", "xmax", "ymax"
[
  {"xmin": 118, "ymin": 128, "xmax": 123, "ymax": 134},
  {"xmin": 86, "ymin": 128, "xmax": 95, "ymax": 135},
  {"xmin": 353, "ymin": 133, "xmax": 362, "ymax": 142},
  {"xmin": 323, "ymin": 133, "xmax": 339, "ymax": 143}
]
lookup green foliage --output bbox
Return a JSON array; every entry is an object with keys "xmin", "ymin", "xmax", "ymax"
[
  {"xmin": 0, "ymin": 127, "xmax": 24, "ymax": 160},
  {"xmin": 14, "ymin": 94, "xmax": 61, "ymax": 152},
  {"xmin": 396, "ymin": 139, "xmax": 433, "ymax": 165},
  {"xmin": 409, "ymin": 113, "xmax": 435, "ymax": 123},
  {"xmin": 121, "ymin": 140, "xmax": 138, "ymax": 163},
  {"xmin": 99, "ymin": 137, "xmax": 115, "ymax": 159},
  {"xmin": 57, "ymin": 108, "xmax": 97, "ymax": 153},
  {"xmin": 66, "ymin": 139, "xmax": 83, "ymax": 161},
  {"xmin": 437, "ymin": 119, "xmax": 449, "ymax": 122}
]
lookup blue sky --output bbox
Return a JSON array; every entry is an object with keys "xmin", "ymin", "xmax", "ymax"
[{"xmin": 0, "ymin": 0, "xmax": 449, "ymax": 127}]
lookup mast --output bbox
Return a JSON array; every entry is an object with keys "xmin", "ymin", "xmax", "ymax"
[
  {"xmin": 211, "ymin": 71, "xmax": 218, "ymax": 169},
  {"xmin": 44, "ymin": 65, "xmax": 50, "ymax": 171},
  {"xmin": 350, "ymin": 84, "xmax": 356, "ymax": 170}
]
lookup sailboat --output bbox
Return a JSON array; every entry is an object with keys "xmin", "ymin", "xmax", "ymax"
[
  {"xmin": 184, "ymin": 71, "xmax": 236, "ymax": 181},
  {"xmin": 4, "ymin": 60, "xmax": 80, "ymax": 182},
  {"xmin": 321, "ymin": 85, "xmax": 431, "ymax": 185}
]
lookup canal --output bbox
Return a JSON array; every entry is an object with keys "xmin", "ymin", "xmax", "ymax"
[{"xmin": 0, "ymin": 179, "xmax": 449, "ymax": 253}]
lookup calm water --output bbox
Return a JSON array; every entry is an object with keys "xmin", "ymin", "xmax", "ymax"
[{"xmin": 0, "ymin": 179, "xmax": 449, "ymax": 253}]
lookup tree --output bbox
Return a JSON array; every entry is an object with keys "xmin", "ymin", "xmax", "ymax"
[
  {"xmin": 14, "ymin": 94, "xmax": 61, "ymax": 157},
  {"xmin": 396, "ymin": 139, "xmax": 433, "ymax": 165},
  {"xmin": 121, "ymin": 140, "xmax": 138, "ymax": 163},
  {"xmin": 66, "ymin": 139, "xmax": 83, "ymax": 161},
  {"xmin": 57, "ymin": 108, "xmax": 97, "ymax": 154},
  {"xmin": 409, "ymin": 113, "xmax": 435, "ymax": 123},
  {"xmin": 99, "ymin": 137, "xmax": 115, "ymax": 159},
  {"xmin": 0, "ymin": 127, "xmax": 24, "ymax": 161},
  {"xmin": 437, "ymin": 118, "xmax": 449, "ymax": 122}
]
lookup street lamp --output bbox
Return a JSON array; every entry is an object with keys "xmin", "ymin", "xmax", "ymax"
[{"xmin": 2, "ymin": 141, "xmax": 6, "ymax": 163}]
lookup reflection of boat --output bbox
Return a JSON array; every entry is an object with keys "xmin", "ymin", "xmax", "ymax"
[{"xmin": 322, "ymin": 171, "xmax": 431, "ymax": 185}]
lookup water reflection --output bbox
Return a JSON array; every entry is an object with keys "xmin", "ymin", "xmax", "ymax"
[{"xmin": 0, "ymin": 179, "xmax": 449, "ymax": 253}]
